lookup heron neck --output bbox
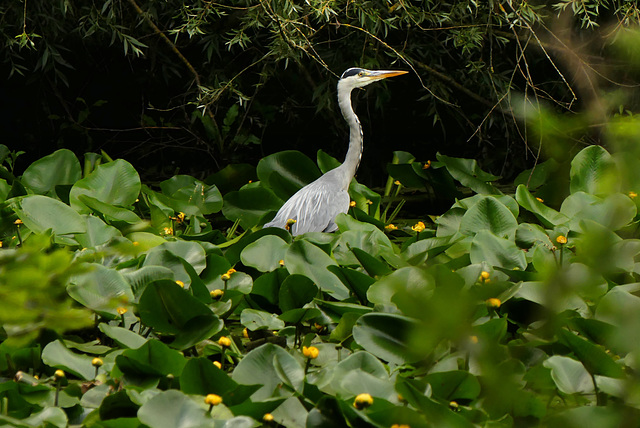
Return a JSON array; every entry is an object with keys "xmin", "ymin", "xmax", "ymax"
[{"xmin": 337, "ymin": 82, "xmax": 363, "ymax": 190}]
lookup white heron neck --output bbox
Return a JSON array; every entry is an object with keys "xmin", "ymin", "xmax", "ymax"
[{"xmin": 336, "ymin": 80, "xmax": 363, "ymax": 190}]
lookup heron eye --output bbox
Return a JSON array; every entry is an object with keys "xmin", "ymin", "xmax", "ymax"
[{"xmin": 358, "ymin": 71, "xmax": 364, "ymax": 77}]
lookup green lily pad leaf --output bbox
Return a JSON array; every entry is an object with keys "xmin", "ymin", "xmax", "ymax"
[
  {"xmin": 98, "ymin": 323, "xmax": 146, "ymax": 349},
  {"xmin": 241, "ymin": 309, "xmax": 285, "ymax": 331},
  {"xmin": 396, "ymin": 380, "xmax": 474, "ymax": 428},
  {"xmin": 159, "ymin": 175, "xmax": 223, "ymax": 215},
  {"xmin": 543, "ymin": 356, "xmax": 593, "ymax": 395},
  {"xmin": 333, "ymin": 214, "xmax": 395, "ymax": 261},
  {"xmin": 314, "ymin": 300, "xmax": 372, "ymax": 320},
  {"xmin": 278, "ymin": 274, "xmax": 317, "ymax": 312},
  {"xmin": 470, "ymin": 230, "xmax": 527, "ymax": 270},
  {"xmin": 402, "ymin": 236, "xmax": 452, "ymax": 266},
  {"xmin": 424, "ymin": 370, "xmax": 481, "ymax": 401},
  {"xmin": 67, "ymin": 263, "xmax": 134, "ymax": 317},
  {"xmin": 150, "ymin": 240, "xmax": 207, "ymax": 275},
  {"xmin": 351, "ymin": 247, "xmax": 392, "ymax": 277},
  {"xmin": 11, "ymin": 195, "xmax": 86, "ymax": 237},
  {"xmin": 558, "ymin": 329, "xmax": 624, "ymax": 378},
  {"xmin": 515, "ymin": 185, "xmax": 569, "ymax": 228},
  {"xmin": 116, "ymin": 339, "xmax": 187, "ymax": 377},
  {"xmin": 368, "ymin": 266, "xmax": 435, "ymax": 307},
  {"xmin": 353, "ymin": 313, "xmax": 421, "ymax": 365},
  {"xmin": 22, "ymin": 149, "xmax": 81, "ymax": 197},
  {"xmin": 143, "ymin": 249, "xmax": 191, "ymax": 286},
  {"xmin": 546, "ymin": 406, "xmax": 624, "ymax": 428},
  {"xmin": 285, "ymin": 240, "xmax": 348, "ymax": 300},
  {"xmin": 137, "ymin": 390, "xmax": 211, "ymax": 428},
  {"xmin": 75, "ymin": 215, "xmax": 122, "ymax": 248},
  {"xmin": 70, "ymin": 159, "xmax": 141, "ymax": 213},
  {"xmin": 98, "ymin": 390, "xmax": 139, "ymax": 422},
  {"xmin": 326, "ymin": 265, "xmax": 374, "ymax": 305},
  {"xmin": 514, "ymin": 281, "xmax": 589, "ymax": 316},
  {"xmin": 29, "ymin": 407, "xmax": 70, "ymax": 427},
  {"xmin": 570, "ymin": 145, "xmax": 618, "ymax": 195},
  {"xmin": 333, "ymin": 351, "xmax": 388, "ymax": 380},
  {"xmin": 223, "ymin": 183, "xmax": 283, "ymax": 229},
  {"xmin": 232, "ymin": 343, "xmax": 298, "ymax": 401},
  {"xmin": 436, "ymin": 153, "xmax": 501, "ymax": 195},
  {"xmin": 459, "ymin": 196, "xmax": 518, "ymax": 238},
  {"xmin": 126, "ymin": 232, "xmax": 166, "ymax": 251},
  {"xmin": 42, "ymin": 340, "xmax": 95, "ymax": 380},
  {"xmin": 78, "ymin": 194, "xmax": 141, "ymax": 224},
  {"xmin": 336, "ymin": 369, "xmax": 396, "ymax": 400},
  {"xmin": 256, "ymin": 150, "xmax": 321, "ymax": 200},
  {"xmin": 561, "ymin": 192, "xmax": 636, "ymax": 231},
  {"xmin": 273, "ymin": 351, "xmax": 304, "ymax": 394},
  {"xmin": 181, "ymin": 357, "xmax": 259, "ymax": 406},
  {"xmin": 206, "ymin": 163, "xmax": 257, "ymax": 194},
  {"xmin": 240, "ymin": 235, "xmax": 289, "ymax": 272},
  {"xmin": 138, "ymin": 280, "xmax": 223, "ymax": 349},
  {"xmin": 121, "ymin": 265, "xmax": 175, "ymax": 299},
  {"xmin": 278, "ymin": 308, "xmax": 322, "ymax": 324}
]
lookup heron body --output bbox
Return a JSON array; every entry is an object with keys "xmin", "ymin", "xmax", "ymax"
[{"xmin": 264, "ymin": 68, "xmax": 408, "ymax": 235}]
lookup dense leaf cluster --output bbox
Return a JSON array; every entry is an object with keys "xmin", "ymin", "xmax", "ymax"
[{"xmin": 1, "ymin": 95, "xmax": 640, "ymax": 426}]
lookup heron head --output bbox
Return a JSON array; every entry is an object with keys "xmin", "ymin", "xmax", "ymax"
[{"xmin": 339, "ymin": 67, "xmax": 408, "ymax": 89}]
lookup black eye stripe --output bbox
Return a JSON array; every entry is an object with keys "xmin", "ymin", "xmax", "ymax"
[{"xmin": 340, "ymin": 68, "xmax": 363, "ymax": 79}]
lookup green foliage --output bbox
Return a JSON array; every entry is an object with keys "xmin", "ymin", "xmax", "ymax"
[
  {"xmin": 2, "ymin": 1, "xmax": 639, "ymax": 176},
  {"xmin": 4, "ymin": 77, "xmax": 640, "ymax": 426}
]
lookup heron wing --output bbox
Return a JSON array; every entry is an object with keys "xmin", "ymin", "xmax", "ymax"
[{"xmin": 264, "ymin": 178, "xmax": 350, "ymax": 235}]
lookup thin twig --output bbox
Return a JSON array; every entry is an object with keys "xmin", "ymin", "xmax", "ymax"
[{"xmin": 125, "ymin": 0, "xmax": 201, "ymax": 88}]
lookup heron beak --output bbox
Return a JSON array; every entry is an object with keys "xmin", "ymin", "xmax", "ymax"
[{"xmin": 366, "ymin": 70, "xmax": 409, "ymax": 81}]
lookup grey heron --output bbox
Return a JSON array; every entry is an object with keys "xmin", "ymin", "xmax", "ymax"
[{"xmin": 264, "ymin": 67, "xmax": 408, "ymax": 235}]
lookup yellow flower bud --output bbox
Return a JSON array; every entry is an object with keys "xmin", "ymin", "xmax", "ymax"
[
  {"xmin": 263, "ymin": 413, "xmax": 274, "ymax": 422},
  {"xmin": 449, "ymin": 400, "xmax": 459, "ymax": 409},
  {"xmin": 205, "ymin": 394, "xmax": 222, "ymax": 406},
  {"xmin": 470, "ymin": 335, "xmax": 479, "ymax": 344},
  {"xmin": 349, "ymin": 201, "xmax": 356, "ymax": 207},
  {"xmin": 422, "ymin": 160, "xmax": 431, "ymax": 169},
  {"xmin": 14, "ymin": 219, "xmax": 23, "ymax": 225},
  {"xmin": 412, "ymin": 221, "xmax": 426, "ymax": 232},
  {"xmin": 54, "ymin": 369, "xmax": 65, "ymax": 379},
  {"xmin": 479, "ymin": 271, "xmax": 490, "ymax": 282},
  {"xmin": 213, "ymin": 361, "xmax": 222, "ymax": 369},
  {"xmin": 353, "ymin": 393, "xmax": 373, "ymax": 409},
  {"xmin": 243, "ymin": 328, "xmax": 249, "ymax": 339},
  {"xmin": 556, "ymin": 235, "xmax": 567, "ymax": 244},
  {"xmin": 486, "ymin": 298, "xmax": 501, "ymax": 308},
  {"xmin": 302, "ymin": 346, "xmax": 319, "ymax": 359},
  {"xmin": 221, "ymin": 273, "xmax": 231, "ymax": 281},
  {"xmin": 92, "ymin": 358, "xmax": 103, "ymax": 367},
  {"xmin": 175, "ymin": 280, "xmax": 185, "ymax": 288},
  {"xmin": 385, "ymin": 224, "xmax": 398, "ymax": 231},
  {"xmin": 629, "ymin": 191, "xmax": 637, "ymax": 199},
  {"xmin": 285, "ymin": 218, "xmax": 297, "ymax": 231},
  {"xmin": 218, "ymin": 336, "xmax": 232, "ymax": 348},
  {"xmin": 210, "ymin": 289, "xmax": 224, "ymax": 299},
  {"xmin": 279, "ymin": 259, "xmax": 285, "ymax": 267},
  {"xmin": 116, "ymin": 307, "xmax": 128, "ymax": 315},
  {"xmin": 227, "ymin": 268, "xmax": 237, "ymax": 275}
]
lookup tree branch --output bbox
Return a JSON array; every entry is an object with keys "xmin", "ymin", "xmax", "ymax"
[{"xmin": 125, "ymin": 0, "xmax": 201, "ymax": 89}]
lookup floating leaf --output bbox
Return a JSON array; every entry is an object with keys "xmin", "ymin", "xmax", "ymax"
[
  {"xmin": 353, "ymin": 313, "xmax": 421, "ymax": 365},
  {"xmin": 21, "ymin": 149, "xmax": 81, "ymax": 197},
  {"xmin": 70, "ymin": 159, "xmax": 141, "ymax": 213},
  {"xmin": 137, "ymin": 390, "xmax": 211, "ymax": 428}
]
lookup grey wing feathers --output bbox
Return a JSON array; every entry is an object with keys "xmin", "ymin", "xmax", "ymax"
[{"xmin": 263, "ymin": 179, "xmax": 350, "ymax": 235}]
